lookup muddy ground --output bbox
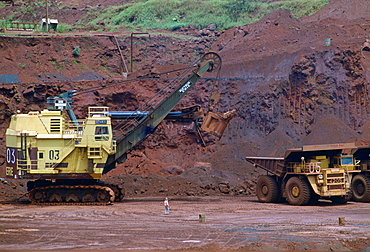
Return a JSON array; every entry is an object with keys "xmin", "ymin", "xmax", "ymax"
[{"xmin": 0, "ymin": 197, "xmax": 370, "ymax": 251}]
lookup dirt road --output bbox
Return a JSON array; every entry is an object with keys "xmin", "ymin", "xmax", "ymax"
[{"xmin": 0, "ymin": 197, "xmax": 370, "ymax": 251}]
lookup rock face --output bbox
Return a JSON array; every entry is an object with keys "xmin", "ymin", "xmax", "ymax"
[
  {"xmin": 0, "ymin": 0, "xmax": 370, "ymax": 199},
  {"xmin": 212, "ymin": 2, "xmax": 370, "ymax": 148}
]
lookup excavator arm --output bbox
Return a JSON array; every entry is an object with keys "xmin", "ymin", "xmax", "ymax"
[{"xmin": 104, "ymin": 52, "xmax": 222, "ymax": 172}]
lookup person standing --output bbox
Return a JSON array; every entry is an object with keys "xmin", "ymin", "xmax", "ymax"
[{"xmin": 164, "ymin": 197, "xmax": 170, "ymax": 214}]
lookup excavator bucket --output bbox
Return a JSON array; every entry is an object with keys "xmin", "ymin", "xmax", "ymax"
[
  {"xmin": 362, "ymin": 39, "xmax": 370, "ymax": 51},
  {"xmin": 201, "ymin": 109, "xmax": 236, "ymax": 138}
]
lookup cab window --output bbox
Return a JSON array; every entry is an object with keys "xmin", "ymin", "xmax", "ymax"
[
  {"xmin": 341, "ymin": 157, "xmax": 353, "ymax": 165},
  {"xmin": 95, "ymin": 126, "xmax": 109, "ymax": 135}
]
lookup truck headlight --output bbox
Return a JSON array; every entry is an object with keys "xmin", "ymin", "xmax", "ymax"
[{"xmin": 318, "ymin": 174, "xmax": 324, "ymax": 179}]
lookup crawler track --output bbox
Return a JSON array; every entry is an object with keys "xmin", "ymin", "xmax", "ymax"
[{"xmin": 29, "ymin": 185, "xmax": 115, "ymax": 205}]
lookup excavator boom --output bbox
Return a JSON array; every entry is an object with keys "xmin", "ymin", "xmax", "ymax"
[{"xmin": 104, "ymin": 52, "xmax": 222, "ymax": 171}]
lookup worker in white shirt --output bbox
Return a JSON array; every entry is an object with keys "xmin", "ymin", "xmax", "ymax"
[{"xmin": 164, "ymin": 197, "xmax": 170, "ymax": 214}]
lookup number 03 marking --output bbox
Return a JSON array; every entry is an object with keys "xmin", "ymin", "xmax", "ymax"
[
  {"xmin": 49, "ymin": 150, "xmax": 60, "ymax": 160},
  {"xmin": 6, "ymin": 148, "xmax": 16, "ymax": 164}
]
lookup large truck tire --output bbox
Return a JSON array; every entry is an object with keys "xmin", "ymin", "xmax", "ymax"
[
  {"xmin": 352, "ymin": 174, "xmax": 370, "ymax": 202},
  {"xmin": 285, "ymin": 177, "xmax": 311, "ymax": 206},
  {"xmin": 256, "ymin": 175, "xmax": 280, "ymax": 203}
]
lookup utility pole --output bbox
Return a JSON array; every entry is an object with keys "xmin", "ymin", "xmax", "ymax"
[{"xmin": 45, "ymin": 0, "xmax": 48, "ymax": 32}]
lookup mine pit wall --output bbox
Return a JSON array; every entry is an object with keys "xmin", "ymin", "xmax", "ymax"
[
  {"xmin": 0, "ymin": 35, "xmax": 215, "ymax": 83},
  {"xmin": 218, "ymin": 47, "xmax": 369, "ymax": 149},
  {"xmin": 0, "ymin": 36, "xmax": 121, "ymax": 83}
]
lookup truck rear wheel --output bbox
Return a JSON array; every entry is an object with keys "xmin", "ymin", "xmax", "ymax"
[
  {"xmin": 352, "ymin": 174, "xmax": 370, "ymax": 202},
  {"xmin": 256, "ymin": 175, "xmax": 280, "ymax": 203},
  {"xmin": 286, "ymin": 177, "xmax": 311, "ymax": 205}
]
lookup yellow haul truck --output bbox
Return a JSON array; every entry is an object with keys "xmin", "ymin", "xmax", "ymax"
[
  {"xmin": 5, "ymin": 52, "xmax": 235, "ymax": 204},
  {"xmin": 246, "ymin": 141, "xmax": 370, "ymax": 205}
]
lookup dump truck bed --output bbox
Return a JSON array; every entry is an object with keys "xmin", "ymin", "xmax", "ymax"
[{"xmin": 245, "ymin": 156, "xmax": 285, "ymax": 177}]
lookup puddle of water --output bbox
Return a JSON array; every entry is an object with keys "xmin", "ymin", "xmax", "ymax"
[
  {"xmin": 4, "ymin": 228, "xmax": 39, "ymax": 232},
  {"xmin": 353, "ymin": 224, "xmax": 370, "ymax": 227},
  {"xmin": 181, "ymin": 240, "xmax": 201, "ymax": 243}
]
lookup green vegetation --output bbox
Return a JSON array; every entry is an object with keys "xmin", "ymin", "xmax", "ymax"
[
  {"xmin": 0, "ymin": 0, "xmax": 328, "ymax": 32},
  {"xmin": 17, "ymin": 63, "xmax": 26, "ymax": 69},
  {"xmin": 84, "ymin": 0, "xmax": 328, "ymax": 31},
  {"xmin": 72, "ymin": 46, "xmax": 81, "ymax": 57},
  {"xmin": 56, "ymin": 23, "xmax": 74, "ymax": 33},
  {"xmin": 0, "ymin": 19, "xmax": 5, "ymax": 31}
]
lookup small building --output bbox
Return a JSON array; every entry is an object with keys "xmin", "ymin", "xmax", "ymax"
[{"xmin": 40, "ymin": 18, "xmax": 58, "ymax": 32}]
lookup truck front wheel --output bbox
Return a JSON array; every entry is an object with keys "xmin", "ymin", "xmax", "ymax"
[
  {"xmin": 256, "ymin": 175, "xmax": 280, "ymax": 203},
  {"xmin": 352, "ymin": 174, "xmax": 370, "ymax": 202},
  {"xmin": 285, "ymin": 177, "xmax": 311, "ymax": 205}
]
